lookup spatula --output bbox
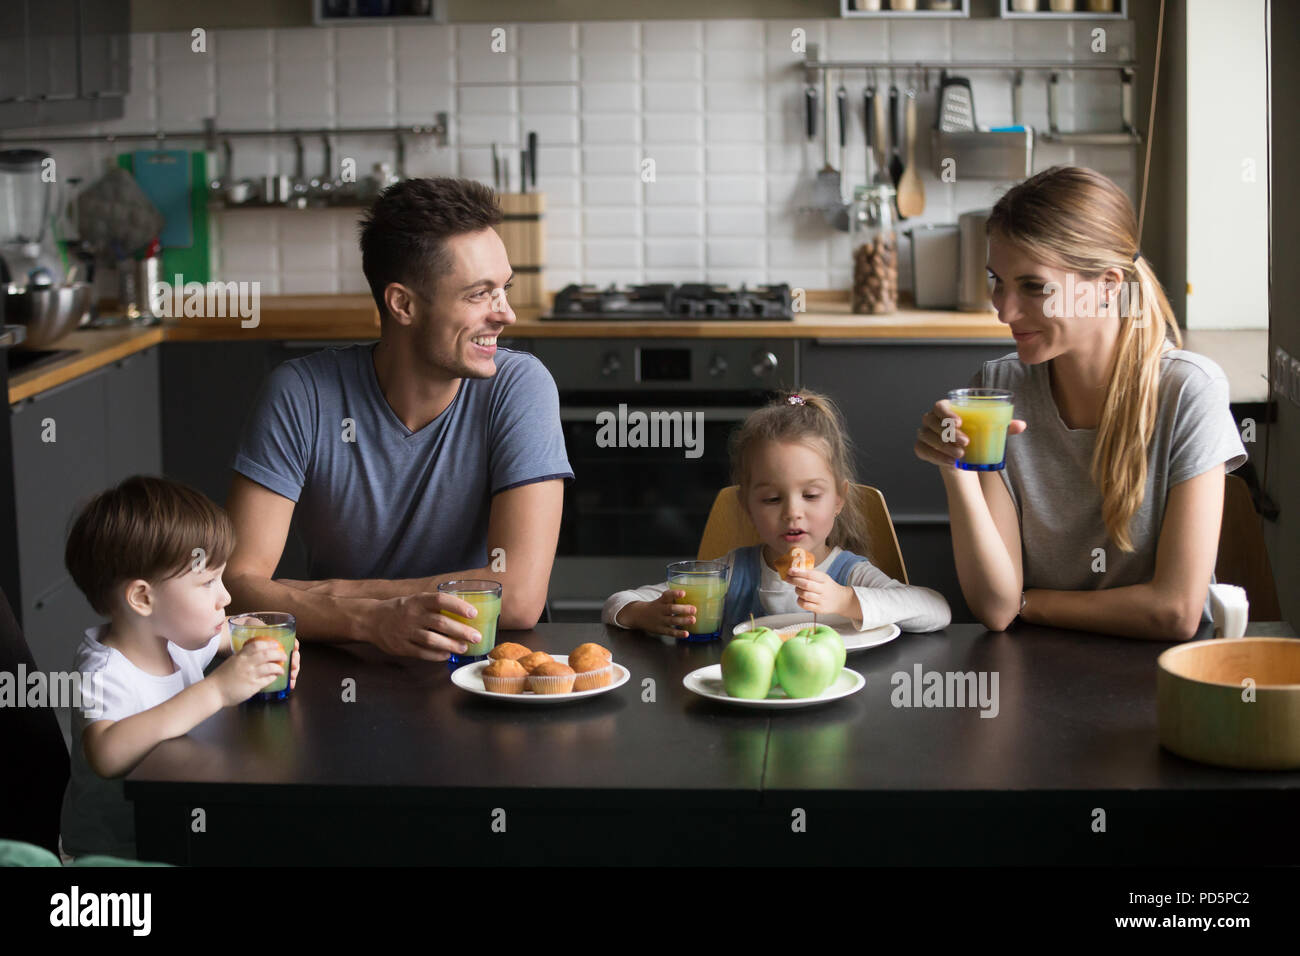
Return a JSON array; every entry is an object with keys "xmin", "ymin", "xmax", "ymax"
[
  {"xmin": 896, "ymin": 90, "xmax": 926, "ymax": 218},
  {"xmin": 888, "ymin": 83, "xmax": 904, "ymax": 190},
  {"xmin": 813, "ymin": 71, "xmax": 843, "ymax": 220}
]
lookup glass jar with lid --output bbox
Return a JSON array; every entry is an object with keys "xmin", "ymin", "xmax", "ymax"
[{"xmin": 850, "ymin": 183, "xmax": 898, "ymax": 314}]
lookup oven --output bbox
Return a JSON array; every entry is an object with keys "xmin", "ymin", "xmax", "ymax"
[{"xmin": 530, "ymin": 338, "xmax": 798, "ymax": 618}]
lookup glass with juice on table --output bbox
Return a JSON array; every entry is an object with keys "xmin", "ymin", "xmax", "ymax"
[
  {"xmin": 667, "ymin": 560, "xmax": 729, "ymax": 642},
  {"xmin": 947, "ymin": 388, "xmax": 1015, "ymax": 471},
  {"xmin": 438, "ymin": 579, "xmax": 503, "ymax": 667},
  {"xmin": 228, "ymin": 612, "xmax": 297, "ymax": 701}
]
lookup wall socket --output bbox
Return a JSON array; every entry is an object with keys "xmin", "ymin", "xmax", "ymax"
[{"xmin": 1272, "ymin": 346, "xmax": 1300, "ymax": 407}]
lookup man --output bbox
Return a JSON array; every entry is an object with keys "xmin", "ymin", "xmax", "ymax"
[{"xmin": 224, "ymin": 177, "xmax": 572, "ymax": 660}]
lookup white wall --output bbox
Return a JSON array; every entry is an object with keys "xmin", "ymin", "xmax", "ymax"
[
  {"xmin": 7, "ymin": 17, "xmax": 1140, "ymax": 297},
  {"xmin": 1184, "ymin": 0, "xmax": 1268, "ymax": 329}
]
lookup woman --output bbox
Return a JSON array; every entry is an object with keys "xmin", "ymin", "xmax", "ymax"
[{"xmin": 914, "ymin": 166, "xmax": 1246, "ymax": 641}]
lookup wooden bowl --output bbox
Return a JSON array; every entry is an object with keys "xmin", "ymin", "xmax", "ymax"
[{"xmin": 1157, "ymin": 637, "xmax": 1300, "ymax": 770}]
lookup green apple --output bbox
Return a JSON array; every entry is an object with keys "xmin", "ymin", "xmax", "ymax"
[
  {"xmin": 798, "ymin": 624, "xmax": 846, "ymax": 673},
  {"xmin": 733, "ymin": 626, "xmax": 783, "ymax": 689},
  {"xmin": 721, "ymin": 638, "xmax": 776, "ymax": 699},
  {"xmin": 776, "ymin": 636, "xmax": 836, "ymax": 699}
]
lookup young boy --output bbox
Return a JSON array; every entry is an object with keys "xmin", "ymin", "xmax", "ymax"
[{"xmin": 59, "ymin": 475, "xmax": 300, "ymax": 860}]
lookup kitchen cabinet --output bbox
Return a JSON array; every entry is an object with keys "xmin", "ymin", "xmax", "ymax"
[
  {"xmin": 10, "ymin": 347, "xmax": 162, "ymax": 723},
  {"xmin": 800, "ymin": 339, "xmax": 1015, "ymax": 622},
  {"xmin": 0, "ymin": 0, "xmax": 129, "ymax": 129}
]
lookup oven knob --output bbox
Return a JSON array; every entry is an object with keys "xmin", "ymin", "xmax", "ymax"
[
  {"xmin": 601, "ymin": 352, "xmax": 622, "ymax": 378},
  {"xmin": 751, "ymin": 350, "xmax": 779, "ymax": 378},
  {"xmin": 708, "ymin": 354, "xmax": 728, "ymax": 378}
]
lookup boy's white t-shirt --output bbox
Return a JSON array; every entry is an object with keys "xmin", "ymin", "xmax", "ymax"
[{"xmin": 60, "ymin": 623, "xmax": 221, "ymax": 859}]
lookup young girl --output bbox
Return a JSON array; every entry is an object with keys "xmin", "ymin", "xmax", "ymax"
[{"xmin": 604, "ymin": 390, "xmax": 951, "ymax": 639}]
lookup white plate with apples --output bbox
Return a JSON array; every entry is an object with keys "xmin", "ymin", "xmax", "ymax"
[
  {"xmin": 731, "ymin": 613, "xmax": 900, "ymax": 653},
  {"xmin": 682, "ymin": 664, "xmax": 864, "ymax": 709}
]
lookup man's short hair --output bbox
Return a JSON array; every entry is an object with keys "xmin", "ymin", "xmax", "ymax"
[
  {"xmin": 65, "ymin": 476, "xmax": 235, "ymax": 616},
  {"xmin": 358, "ymin": 177, "xmax": 503, "ymax": 321}
]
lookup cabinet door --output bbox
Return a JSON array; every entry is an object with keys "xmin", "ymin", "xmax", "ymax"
[
  {"xmin": 105, "ymin": 346, "xmax": 163, "ymax": 483},
  {"xmin": 23, "ymin": 0, "xmax": 81, "ymax": 102},
  {"xmin": 800, "ymin": 341, "xmax": 1015, "ymax": 518},
  {"xmin": 10, "ymin": 365, "xmax": 111, "ymax": 613},
  {"xmin": 78, "ymin": 0, "xmax": 130, "ymax": 98},
  {"xmin": 24, "ymin": 575, "xmax": 102, "ymax": 748}
]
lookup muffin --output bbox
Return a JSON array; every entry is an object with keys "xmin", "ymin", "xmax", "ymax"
[
  {"xmin": 570, "ymin": 642, "xmax": 612, "ymax": 664},
  {"xmin": 571, "ymin": 653, "xmax": 615, "ymax": 691},
  {"xmin": 518, "ymin": 651, "xmax": 554, "ymax": 674},
  {"xmin": 482, "ymin": 659, "xmax": 527, "ymax": 694},
  {"xmin": 528, "ymin": 661, "xmax": 576, "ymax": 694},
  {"xmin": 488, "ymin": 642, "xmax": 532, "ymax": 662}
]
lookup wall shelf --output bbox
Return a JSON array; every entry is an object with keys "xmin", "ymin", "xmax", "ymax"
[
  {"xmin": 841, "ymin": 0, "xmax": 970, "ymax": 16},
  {"xmin": 999, "ymin": 0, "xmax": 1128, "ymax": 19}
]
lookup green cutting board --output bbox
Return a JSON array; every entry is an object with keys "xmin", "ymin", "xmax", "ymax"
[{"xmin": 117, "ymin": 150, "xmax": 209, "ymax": 283}]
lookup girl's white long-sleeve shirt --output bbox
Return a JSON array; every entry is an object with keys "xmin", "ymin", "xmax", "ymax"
[{"xmin": 602, "ymin": 546, "xmax": 951, "ymax": 633}]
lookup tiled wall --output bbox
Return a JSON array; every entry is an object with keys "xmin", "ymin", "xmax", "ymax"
[{"xmin": 11, "ymin": 17, "xmax": 1137, "ymax": 296}]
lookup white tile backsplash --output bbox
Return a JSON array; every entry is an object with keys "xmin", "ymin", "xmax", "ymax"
[{"xmin": 65, "ymin": 18, "xmax": 1137, "ymax": 294}]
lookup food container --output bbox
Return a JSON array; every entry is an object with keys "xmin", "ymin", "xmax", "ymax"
[
  {"xmin": 1157, "ymin": 637, "xmax": 1300, "ymax": 770},
  {"xmin": 905, "ymin": 223, "xmax": 960, "ymax": 309},
  {"xmin": 849, "ymin": 183, "xmax": 898, "ymax": 315}
]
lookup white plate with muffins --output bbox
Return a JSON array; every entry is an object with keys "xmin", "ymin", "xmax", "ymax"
[
  {"xmin": 730, "ymin": 614, "xmax": 900, "ymax": 653},
  {"xmin": 450, "ymin": 641, "xmax": 629, "ymax": 703}
]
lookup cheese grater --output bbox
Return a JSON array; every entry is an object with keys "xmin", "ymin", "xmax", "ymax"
[{"xmin": 937, "ymin": 73, "xmax": 976, "ymax": 132}]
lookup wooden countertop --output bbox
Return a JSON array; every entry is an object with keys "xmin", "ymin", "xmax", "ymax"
[{"xmin": 7, "ymin": 294, "xmax": 1268, "ymax": 405}]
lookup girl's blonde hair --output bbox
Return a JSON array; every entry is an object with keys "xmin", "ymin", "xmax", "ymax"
[
  {"xmin": 728, "ymin": 388, "xmax": 872, "ymax": 557},
  {"xmin": 988, "ymin": 165, "xmax": 1181, "ymax": 553}
]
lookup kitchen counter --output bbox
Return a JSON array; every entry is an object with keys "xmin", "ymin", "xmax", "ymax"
[{"xmin": 7, "ymin": 298, "xmax": 1271, "ymax": 405}]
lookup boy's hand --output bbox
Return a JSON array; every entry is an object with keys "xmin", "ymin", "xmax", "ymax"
[
  {"xmin": 787, "ymin": 568, "xmax": 856, "ymax": 619},
  {"xmin": 210, "ymin": 638, "xmax": 287, "ymax": 706},
  {"xmin": 289, "ymin": 639, "xmax": 300, "ymax": 689},
  {"xmin": 622, "ymin": 590, "xmax": 696, "ymax": 639}
]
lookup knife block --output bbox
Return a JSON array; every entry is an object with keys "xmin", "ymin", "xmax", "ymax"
[{"xmin": 494, "ymin": 193, "xmax": 546, "ymax": 309}]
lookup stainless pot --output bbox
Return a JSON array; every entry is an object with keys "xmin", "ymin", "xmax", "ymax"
[{"xmin": 5, "ymin": 282, "xmax": 92, "ymax": 349}]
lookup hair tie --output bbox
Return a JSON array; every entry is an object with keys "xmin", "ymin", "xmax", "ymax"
[
  {"xmin": 1132, "ymin": 250, "xmax": 1141, "ymax": 262},
  {"xmin": 786, "ymin": 394, "xmax": 806, "ymax": 406}
]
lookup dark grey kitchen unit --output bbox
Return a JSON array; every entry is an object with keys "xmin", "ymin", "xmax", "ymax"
[
  {"xmin": 10, "ymin": 345, "xmax": 162, "ymax": 741},
  {"xmin": 799, "ymin": 339, "xmax": 1016, "ymax": 623}
]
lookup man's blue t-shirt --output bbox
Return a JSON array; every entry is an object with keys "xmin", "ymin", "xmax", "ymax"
[{"xmin": 232, "ymin": 343, "xmax": 573, "ymax": 580}]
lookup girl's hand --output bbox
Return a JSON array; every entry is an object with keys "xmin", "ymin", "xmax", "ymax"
[
  {"xmin": 622, "ymin": 591, "xmax": 696, "ymax": 639},
  {"xmin": 289, "ymin": 638, "xmax": 301, "ymax": 689},
  {"xmin": 914, "ymin": 398, "xmax": 1026, "ymax": 468},
  {"xmin": 787, "ymin": 568, "xmax": 856, "ymax": 619}
]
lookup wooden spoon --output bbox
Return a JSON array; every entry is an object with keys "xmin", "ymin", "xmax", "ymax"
[{"xmin": 896, "ymin": 90, "xmax": 926, "ymax": 218}]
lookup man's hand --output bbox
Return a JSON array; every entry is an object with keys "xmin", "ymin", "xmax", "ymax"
[{"xmin": 364, "ymin": 592, "xmax": 486, "ymax": 661}]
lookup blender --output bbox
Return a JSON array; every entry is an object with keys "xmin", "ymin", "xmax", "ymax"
[{"xmin": 1, "ymin": 149, "xmax": 90, "ymax": 350}]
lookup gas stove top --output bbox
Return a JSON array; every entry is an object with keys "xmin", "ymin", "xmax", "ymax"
[{"xmin": 545, "ymin": 283, "xmax": 794, "ymax": 321}]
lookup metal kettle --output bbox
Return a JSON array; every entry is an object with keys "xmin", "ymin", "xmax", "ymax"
[{"xmin": 957, "ymin": 208, "xmax": 993, "ymax": 312}]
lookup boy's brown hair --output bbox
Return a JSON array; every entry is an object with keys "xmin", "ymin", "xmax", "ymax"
[{"xmin": 65, "ymin": 475, "xmax": 236, "ymax": 615}]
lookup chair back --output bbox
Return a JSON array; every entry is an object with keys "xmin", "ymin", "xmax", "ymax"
[
  {"xmin": 697, "ymin": 485, "xmax": 909, "ymax": 584},
  {"xmin": 0, "ymin": 586, "xmax": 70, "ymax": 853},
  {"xmin": 1216, "ymin": 475, "xmax": 1281, "ymax": 620}
]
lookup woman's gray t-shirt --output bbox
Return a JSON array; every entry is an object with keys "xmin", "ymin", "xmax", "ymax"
[{"xmin": 973, "ymin": 347, "xmax": 1247, "ymax": 610}]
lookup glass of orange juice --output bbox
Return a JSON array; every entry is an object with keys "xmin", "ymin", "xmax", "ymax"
[
  {"xmin": 228, "ymin": 612, "xmax": 296, "ymax": 702},
  {"xmin": 438, "ymin": 580, "xmax": 502, "ymax": 667},
  {"xmin": 948, "ymin": 388, "xmax": 1015, "ymax": 471},
  {"xmin": 666, "ymin": 560, "xmax": 729, "ymax": 642}
]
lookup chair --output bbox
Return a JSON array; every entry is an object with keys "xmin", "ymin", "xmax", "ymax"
[
  {"xmin": 0, "ymin": 586, "xmax": 70, "ymax": 854},
  {"xmin": 697, "ymin": 485, "xmax": 909, "ymax": 584},
  {"xmin": 1216, "ymin": 475, "xmax": 1282, "ymax": 621}
]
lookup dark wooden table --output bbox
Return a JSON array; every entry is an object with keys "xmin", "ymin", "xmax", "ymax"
[{"xmin": 127, "ymin": 621, "xmax": 1300, "ymax": 865}]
